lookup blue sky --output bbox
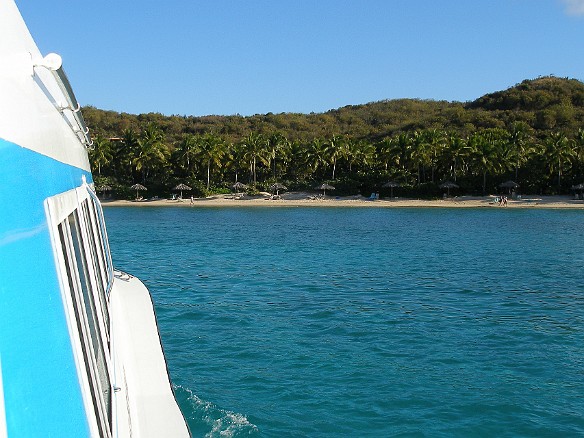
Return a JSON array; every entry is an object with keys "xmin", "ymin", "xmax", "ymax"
[{"xmin": 16, "ymin": 0, "xmax": 584, "ymax": 116}]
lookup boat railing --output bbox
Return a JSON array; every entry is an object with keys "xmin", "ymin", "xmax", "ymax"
[
  {"xmin": 33, "ymin": 53, "xmax": 93, "ymax": 149},
  {"xmin": 51, "ymin": 66, "xmax": 93, "ymax": 149}
]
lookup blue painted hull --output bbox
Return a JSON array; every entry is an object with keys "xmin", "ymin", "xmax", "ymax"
[{"xmin": 0, "ymin": 138, "xmax": 92, "ymax": 436}]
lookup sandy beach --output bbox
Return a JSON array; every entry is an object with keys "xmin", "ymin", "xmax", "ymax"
[{"xmin": 101, "ymin": 193, "xmax": 584, "ymax": 209}]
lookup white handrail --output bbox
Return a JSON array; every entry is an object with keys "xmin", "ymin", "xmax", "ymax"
[
  {"xmin": 33, "ymin": 54, "xmax": 93, "ymax": 149},
  {"xmin": 51, "ymin": 66, "xmax": 93, "ymax": 149}
]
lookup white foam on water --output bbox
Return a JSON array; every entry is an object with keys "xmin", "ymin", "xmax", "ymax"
[
  {"xmin": 174, "ymin": 385, "xmax": 259, "ymax": 437},
  {"xmin": 207, "ymin": 410, "xmax": 257, "ymax": 438}
]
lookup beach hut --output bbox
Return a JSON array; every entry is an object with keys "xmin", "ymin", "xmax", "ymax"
[
  {"xmin": 439, "ymin": 181, "xmax": 459, "ymax": 197},
  {"xmin": 173, "ymin": 183, "xmax": 192, "ymax": 199},
  {"xmin": 315, "ymin": 183, "xmax": 335, "ymax": 196},
  {"xmin": 130, "ymin": 183, "xmax": 147, "ymax": 200}
]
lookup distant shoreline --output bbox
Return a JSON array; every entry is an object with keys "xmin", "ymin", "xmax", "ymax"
[{"xmin": 100, "ymin": 193, "xmax": 584, "ymax": 209}]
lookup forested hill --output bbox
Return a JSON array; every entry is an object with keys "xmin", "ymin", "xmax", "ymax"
[
  {"xmin": 468, "ymin": 76, "xmax": 584, "ymax": 111},
  {"xmin": 84, "ymin": 76, "xmax": 584, "ymax": 143},
  {"xmin": 85, "ymin": 76, "xmax": 584, "ymax": 198}
]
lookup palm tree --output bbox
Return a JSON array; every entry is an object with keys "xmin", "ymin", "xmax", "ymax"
[
  {"xmin": 133, "ymin": 124, "xmax": 169, "ymax": 184},
  {"xmin": 469, "ymin": 129, "xmax": 506, "ymax": 195},
  {"xmin": 288, "ymin": 140, "xmax": 309, "ymax": 180},
  {"xmin": 543, "ymin": 131, "xmax": 573, "ymax": 191},
  {"xmin": 351, "ymin": 140, "xmax": 376, "ymax": 173},
  {"xmin": 304, "ymin": 138, "xmax": 329, "ymax": 179},
  {"xmin": 507, "ymin": 122, "xmax": 531, "ymax": 180},
  {"xmin": 422, "ymin": 129, "xmax": 446, "ymax": 183},
  {"xmin": 195, "ymin": 133, "xmax": 226, "ymax": 189},
  {"xmin": 343, "ymin": 137, "xmax": 360, "ymax": 173},
  {"xmin": 88, "ymin": 134, "xmax": 112, "ymax": 176},
  {"xmin": 377, "ymin": 137, "xmax": 401, "ymax": 172},
  {"xmin": 241, "ymin": 132, "xmax": 269, "ymax": 185},
  {"xmin": 572, "ymin": 128, "xmax": 584, "ymax": 181},
  {"xmin": 117, "ymin": 128, "xmax": 140, "ymax": 182},
  {"xmin": 410, "ymin": 130, "xmax": 431, "ymax": 185},
  {"xmin": 395, "ymin": 132, "xmax": 414, "ymax": 175},
  {"xmin": 177, "ymin": 134, "xmax": 200, "ymax": 178},
  {"xmin": 266, "ymin": 133, "xmax": 290, "ymax": 180},
  {"xmin": 223, "ymin": 142, "xmax": 245, "ymax": 183},
  {"xmin": 326, "ymin": 134, "xmax": 345, "ymax": 180},
  {"xmin": 441, "ymin": 133, "xmax": 470, "ymax": 182}
]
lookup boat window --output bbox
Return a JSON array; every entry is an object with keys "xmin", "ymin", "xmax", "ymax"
[
  {"xmin": 81, "ymin": 199, "xmax": 110, "ymax": 339},
  {"xmin": 86, "ymin": 186, "xmax": 114, "ymax": 296},
  {"xmin": 45, "ymin": 184, "xmax": 116, "ymax": 436},
  {"xmin": 57, "ymin": 211, "xmax": 112, "ymax": 437},
  {"xmin": 58, "ymin": 222, "xmax": 107, "ymax": 437}
]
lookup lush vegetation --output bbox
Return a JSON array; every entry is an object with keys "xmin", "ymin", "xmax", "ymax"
[{"xmin": 86, "ymin": 76, "xmax": 584, "ymax": 199}]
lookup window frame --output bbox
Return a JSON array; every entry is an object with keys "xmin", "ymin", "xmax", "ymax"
[{"xmin": 45, "ymin": 184, "xmax": 115, "ymax": 437}]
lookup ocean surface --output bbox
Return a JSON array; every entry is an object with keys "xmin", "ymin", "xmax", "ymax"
[{"xmin": 103, "ymin": 206, "xmax": 584, "ymax": 437}]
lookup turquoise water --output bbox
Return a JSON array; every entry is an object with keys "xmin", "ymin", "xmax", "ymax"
[{"xmin": 104, "ymin": 207, "xmax": 584, "ymax": 437}]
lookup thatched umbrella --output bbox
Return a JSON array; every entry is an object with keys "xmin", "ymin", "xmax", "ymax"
[
  {"xmin": 499, "ymin": 180, "xmax": 519, "ymax": 194},
  {"xmin": 232, "ymin": 181, "xmax": 248, "ymax": 193},
  {"xmin": 382, "ymin": 181, "xmax": 400, "ymax": 198},
  {"xmin": 315, "ymin": 183, "xmax": 335, "ymax": 196},
  {"xmin": 96, "ymin": 184, "xmax": 112, "ymax": 192},
  {"xmin": 439, "ymin": 181, "xmax": 459, "ymax": 197},
  {"xmin": 173, "ymin": 183, "xmax": 192, "ymax": 198},
  {"xmin": 270, "ymin": 183, "xmax": 287, "ymax": 195},
  {"xmin": 130, "ymin": 183, "xmax": 147, "ymax": 199},
  {"xmin": 95, "ymin": 184, "xmax": 112, "ymax": 199}
]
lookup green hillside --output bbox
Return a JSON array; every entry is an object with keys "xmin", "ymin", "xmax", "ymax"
[{"xmin": 85, "ymin": 76, "xmax": 584, "ymax": 198}]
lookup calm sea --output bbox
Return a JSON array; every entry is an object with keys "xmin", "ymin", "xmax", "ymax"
[{"xmin": 103, "ymin": 206, "xmax": 584, "ymax": 437}]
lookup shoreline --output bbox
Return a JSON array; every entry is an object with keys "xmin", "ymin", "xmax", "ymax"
[{"xmin": 100, "ymin": 193, "xmax": 584, "ymax": 209}]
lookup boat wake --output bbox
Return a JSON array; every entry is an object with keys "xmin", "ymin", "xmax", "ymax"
[{"xmin": 173, "ymin": 385, "xmax": 259, "ymax": 437}]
